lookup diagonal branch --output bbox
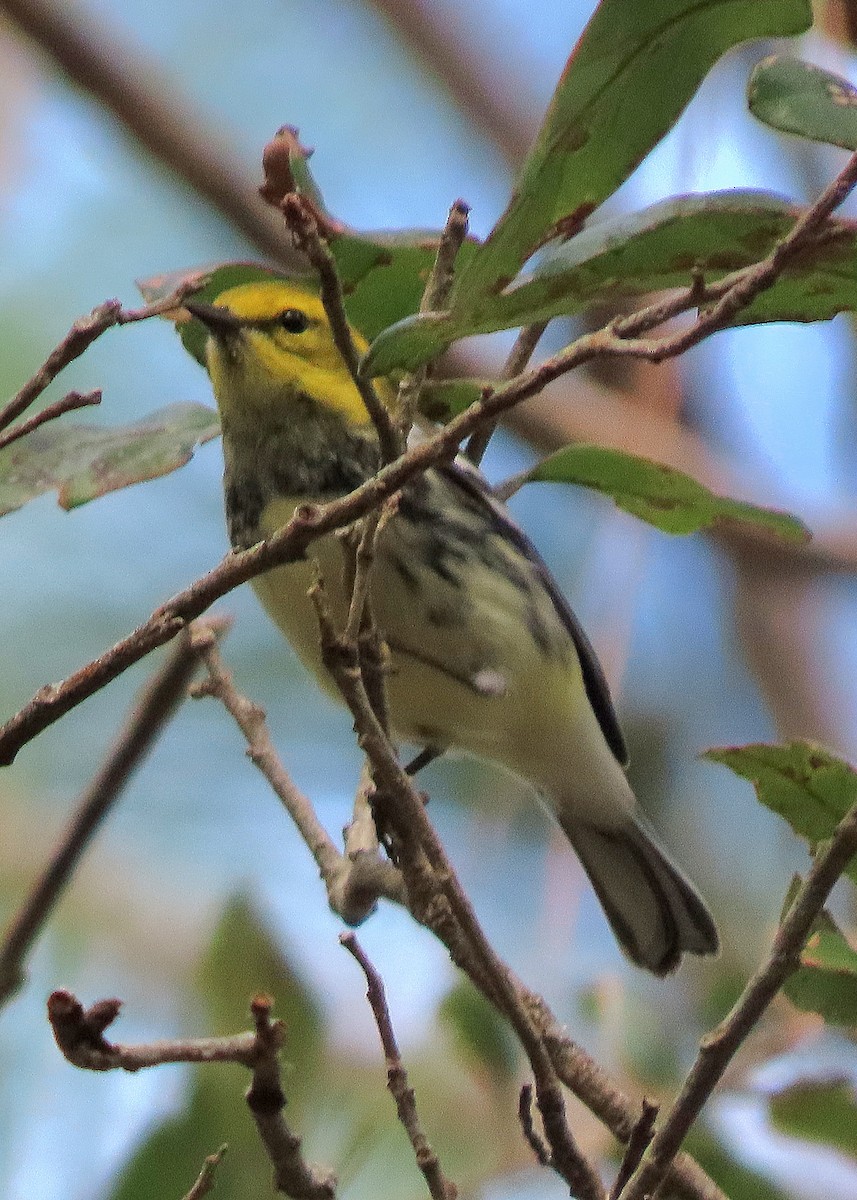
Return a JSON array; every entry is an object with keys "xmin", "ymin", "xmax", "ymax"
[
  {"xmin": 309, "ymin": 577, "xmax": 605, "ymax": 1200},
  {"xmin": 0, "ymin": 617, "xmax": 224, "ymax": 1008},
  {"xmin": 341, "ymin": 933, "xmax": 458, "ymax": 1200},
  {"xmin": 189, "ymin": 628, "xmax": 404, "ymax": 924},
  {"xmin": 618, "ymin": 798, "xmax": 857, "ymax": 1200},
  {"xmin": 0, "ymin": 282, "xmax": 203, "ymax": 437}
]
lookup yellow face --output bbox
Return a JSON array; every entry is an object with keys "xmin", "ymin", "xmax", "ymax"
[{"xmin": 203, "ymin": 280, "xmax": 381, "ymax": 426}]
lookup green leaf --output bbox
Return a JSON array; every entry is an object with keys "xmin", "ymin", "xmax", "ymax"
[
  {"xmin": 437, "ymin": 979, "xmax": 518, "ymax": 1087},
  {"xmin": 0, "ymin": 402, "xmax": 220, "ymax": 516},
  {"xmin": 769, "ymin": 1078, "xmax": 857, "ymax": 1155},
  {"xmin": 519, "ymin": 444, "xmax": 809, "ymax": 539},
  {"xmin": 785, "ymin": 924, "xmax": 857, "ymax": 1025},
  {"xmin": 704, "ymin": 742, "xmax": 857, "ymax": 888},
  {"xmin": 452, "ymin": 0, "xmax": 811, "ymax": 300},
  {"xmin": 749, "ymin": 56, "xmax": 857, "ymax": 151},
  {"xmin": 363, "ymin": 190, "xmax": 857, "ymax": 376}
]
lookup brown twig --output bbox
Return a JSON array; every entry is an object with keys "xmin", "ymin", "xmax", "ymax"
[
  {"xmin": 465, "ymin": 319, "xmax": 548, "ymax": 465},
  {"xmin": 0, "ymin": 301, "xmax": 120, "ymax": 434},
  {"xmin": 48, "ymin": 989, "xmax": 260, "ymax": 1071},
  {"xmin": 189, "ymin": 629, "xmax": 404, "ymax": 925},
  {"xmin": 245, "ymin": 995, "xmax": 338, "ymax": 1199},
  {"xmin": 0, "ymin": 388, "xmax": 102, "ymax": 452},
  {"xmin": 0, "ymin": 282, "xmax": 203, "ymax": 437},
  {"xmin": 0, "ymin": 619, "xmax": 221, "ymax": 1008},
  {"xmin": 280, "ymin": 194, "xmax": 400, "ymax": 463},
  {"xmin": 619, "ymin": 798, "xmax": 857, "ymax": 1200},
  {"xmin": 518, "ymin": 1083, "xmax": 551, "ymax": 1167},
  {"xmin": 341, "ymin": 932, "xmax": 458, "ymax": 1200},
  {"xmin": 609, "ymin": 1100, "xmax": 658, "ymax": 1200},
  {"xmin": 396, "ymin": 198, "xmax": 471, "ymax": 436},
  {"xmin": 181, "ymin": 1146, "xmax": 228, "ymax": 1200},
  {"xmin": 309, "ymin": 582, "xmax": 605, "ymax": 1200},
  {"xmin": 48, "ymin": 990, "xmax": 336, "ymax": 1199}
]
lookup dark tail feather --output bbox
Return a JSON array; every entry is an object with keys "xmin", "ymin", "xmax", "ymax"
[{"xmin": 564, "ymin": 816, "xmax": 719, "ymax": 975}]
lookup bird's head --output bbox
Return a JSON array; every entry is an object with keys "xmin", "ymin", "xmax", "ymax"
[{"xmin": 186, "ymin": 280, "xmax": 383, "ymax": 428}]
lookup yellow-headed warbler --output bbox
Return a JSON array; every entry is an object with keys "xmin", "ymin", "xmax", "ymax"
[{"xmin": 187, "ymin": 281, "xmax": 718, "ymax": 974}]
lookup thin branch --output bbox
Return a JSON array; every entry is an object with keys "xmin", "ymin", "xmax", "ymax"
[
  {"xmin": 309, "ymin": 579, "xmax": 605, "ymax": 1200},
  {"xmin": 342, "ymin": 511, "xmax": 385, "ymax": 645},
  {"xmin": 280, "ymin": 194, "xmax": 401, "ymax": 463},
  {"xmin": 619, "ymin": 799, "xmax": 857, "ymax": 1200},
  {"xmin": 518, "ymin": 1083, "xmax": 551, "ymax": 1167},
  {"xmin": 245, "ymin": 995, "xmax": 338, "ymax": 1199},
  {"xmin": 48, "ymin": 991, "xmax": 336, "ymax": 1199},
  {"xmin": 48, "ymin": 989, "xmax": 260, "ymax": 1071},
  {"xmin": 0, "ymin": 301, "xmax": 119, "ymax": 433},
  {"xmin": 181, "ymin": 1147, "xmax": 228, "ymax": 1200},
  {"xmin": 341, "ymin": 933, "xmax": 458, "ymax": 1200},
  {"xmin": 421, "ymin": 199, "xmax": 471, "ymax": 314},
  {"xmin": 609, "ymin": 1101, "xmax": 657, "ymax": 1200},
  {"xmin": 189, "ymin": 629, "xmax": 404, "ymax": 926},
  {"xmin": 466, "ymin": 319, "xmax": 548, "ymax": 465},
  {"xmin": 0, "ymin": 619, "xmax": 221, "ymax": 1008},
  {"xmin": 396, "ymin": 198, "xmax": 470, "ymax": 436},
  {"xmin": 0, "ymin": 388, "xmax": 101, "ymax": 452},
  {"xmin": 0, "ymin": 281, "xmax": 203, "ymax": 436}
]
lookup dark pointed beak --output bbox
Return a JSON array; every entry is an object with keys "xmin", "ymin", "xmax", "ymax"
[{"xmin": 185, "ymin": 300, "xmax": 243, "ymax": 339}]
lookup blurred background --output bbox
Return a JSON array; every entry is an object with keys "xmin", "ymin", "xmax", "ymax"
[{"xmin": 1, "ymin": 0, "xmax": 857, "ymax": 1197}]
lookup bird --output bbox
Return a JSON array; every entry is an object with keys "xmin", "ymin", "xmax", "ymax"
[{"xmin": 186, "ymin": 280, "xmax": 718, "ymax": 974}]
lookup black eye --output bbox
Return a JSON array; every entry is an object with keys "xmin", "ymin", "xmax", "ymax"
[{"xmin": 277, "ymin": 308, "xmax": 310, "ymax": 334}]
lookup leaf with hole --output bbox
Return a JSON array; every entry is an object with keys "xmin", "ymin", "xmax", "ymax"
[{"xmin": 0, "ymin": 402, "xmax": 220, "ymax": 517}]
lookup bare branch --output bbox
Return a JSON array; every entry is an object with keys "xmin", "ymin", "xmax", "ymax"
[
  {"xmin": 0, "ymin": 301, "xmax": 120, "ymax": 434},
  {"xmin": 280, "ymin": 194, "xmax": 401, "ymax": 463},
  {"xmin": 0, "ymin": 619, "xmax": 222, "ymax": 1008},
  {"xmin": 609, "ymin": 1101, "xmax": 657, "ymax": 1200},
  {"xmin": 466, "ymin": 318, "xmax": 549, "ymax": 465},
  {"xmin": 341, "ymin": 933, "xmax": 458, "ymax": 1200},
  {"xmin": 518, "ymin": 1083, "xmax": 551, "ymax": 1167},
  {"xmin": 48, "ymin": 990, "xmax": 337, "ymax": 1200},
  {"xmin": 48, "ymin": 989, "xmax": 259, "ymax": 1071},
  {"xmin": 309, "ymin": 577, "xmax": 605, "ymax": 1200},
  {"xmin": 396, "ymin": 198, "xmax": 471, "ymax": 435},
  {"xmin": 245, "ymin": 995, "xmax": 338, "ymax": 1200},
  {"xmin": 0, "ymin": 280, "xmax": 203, "ymax": 437},
  {"xmin": 189, "ymin": 629, "xmax": 404, "ymax": 925},
  {"xmin": 420, "ymin": 199, "xmax": 471, "ymax": 314},
  {"xmin": 619, "ymin": 798, "xmax": 857, "ymax": 1200},
  {"xmin": 0, "ymin": 388, "xmax": 101, "ymax": 452}
]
